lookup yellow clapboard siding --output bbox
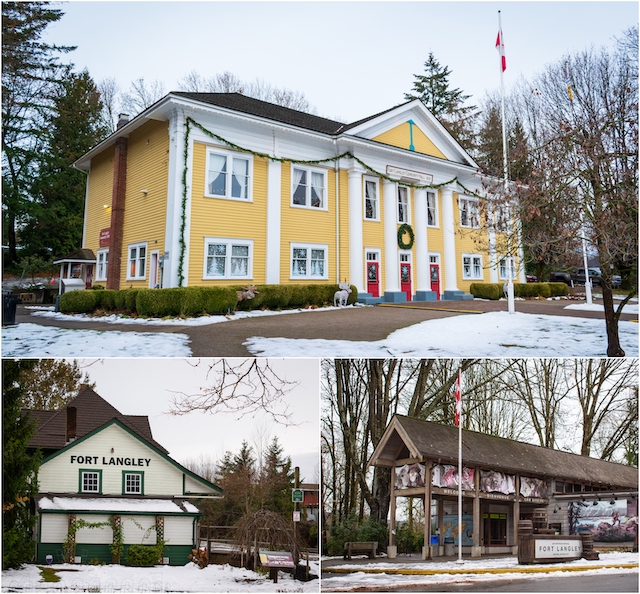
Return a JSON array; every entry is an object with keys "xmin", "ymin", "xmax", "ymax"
[
  {"xmin": 119, "ymin": 120, "xmax": 171, "ymax": 288},
  {"xmin": 373, "ymin": 122, "xmax": 447, "ymax": 159},
  {"xmin": 84, "ymin": 147, "xmax": 115, "ymax": 261},
  {"xmin": 280, "ymin": 162, "xmax": 336, "ymax": 284},
  {"xmin": 188, "ymin": 142, "xmax": 268, "ymax": 285}
]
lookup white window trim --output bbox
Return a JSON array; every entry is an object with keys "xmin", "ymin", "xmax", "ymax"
[
  {"xmin": 96, "ymin": 249, "xmax": 109, "ymax": 281},
  {"xmin": 397, "ymin": 185, "xmax": 411, "ymax": 224},
  {"xmin": 427, "ymin": 190, "xmax": 439, "ymax": 228},
  {"xmin": 204, "ymin": 147, "xmax": 253, "ymax": 202},
  {"xmin": 126, "ymin": 242, "xmax": 148, "ymax": 281},
  {"xmin": 498, "ymin": 256, "xmax": 517, "ymax": 280},
  {"xmin": 290, "ymin": 242, "xmax": 329, "ymax": 280},
  {"xmin": 203, "ymin": 237, "xmax": 254, "ymax": 280},
  {"xmin": 291, "ymin": 165, "xmax": 328, "ymax": 211},
  {"xmin": 363, "ymin": 177, "xmax": 380, "ymax": 221},
  {"xmin": 459, "ymin": 196, "xmax": 480, "ymax": 229},
  {"xmin": 462, "ymin": 253, "xmax": 484, "ymax": 280}
]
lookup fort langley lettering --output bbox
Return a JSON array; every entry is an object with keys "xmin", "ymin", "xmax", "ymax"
[{"xmin": 70, "ymin": 455, "xmax": 151, "ymax": 466}]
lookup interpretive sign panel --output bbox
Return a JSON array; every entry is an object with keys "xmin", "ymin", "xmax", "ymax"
[{"xmin": 259, "ymin": 550, "xmax": 295, "ymax": 568}]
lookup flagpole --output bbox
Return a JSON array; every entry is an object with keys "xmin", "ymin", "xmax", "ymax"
[
  {"xmin": 497, "ymin": 10, "xmax": 515, "ymax": 314},
  {"xmin": 456, "ymin": 368, "xmax": 463, "ymax": 564}
]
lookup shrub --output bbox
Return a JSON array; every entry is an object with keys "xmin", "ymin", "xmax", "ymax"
[
  {"xmin": 548, "ymin": 282, "xmax": 569, "ymax": 297},
  {"xmin": 325, "ymin": 515, "xmax": 388, "ymax": 557},
  {"xmin": 199, "ymin": 287, "xmax": 238, "ymax": 315},
  {"xmin": 126, "ymin": 543, "xmax": 163, "ymax": 567},
  {"xmin": 514, "ymin": 282, "xmax": 551, "ymax": 298},
  {"xmin": 59, "ymin": 290, "xmax": 99, "ymax": 313},
  {"xmin": 396, "ymin": 523, "xmax": 424, "ymax": 554},
  {"xmin": 136, "ymin": 288, "xmax": 183, "ymax": 317},
  {"xmin": 469, "ymin": 283, "xmax": 502, "ymax": 300},
  {"xmin": 95, "ymin": 289, "xmax": 118, "ymax": 311}
]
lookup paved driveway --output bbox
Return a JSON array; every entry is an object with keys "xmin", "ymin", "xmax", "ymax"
[{"xmin": 13, "ymin": 298, "xmax": 637, "ymax": 357}]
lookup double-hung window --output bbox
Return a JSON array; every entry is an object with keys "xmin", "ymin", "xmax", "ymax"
[
  {"xmin": 292, "ymin": 167, "xmax": 326, "ymax": 209},
  {"xmin": 96, "ymin": 249, "xmax": 109, "ymax": 281},
  {"xmin": 80, "ymin": 470, "xmax": 102, "ymax": 494},
  {"xmin": 204, "ymin": 238, "xmax": 253, "ymax": 279},
  {"xmin": 462, "ymin": 254, "xmax": 483, "ymax": 280},
  {"xmin": 364, "ymin": 178, "xmax": 379, "ymax": 220},
  {"xmin": 290, "ymin": 243, "xmax": 328, "ymax": 279},
  {"xmin": 206, "ymin": 149, "xmax": 251, "ymax": 201},
  {"xmin": 127, "ymin": 243, "xmax": 147, "ymax": 280},
  {"xmin": 427, "ymin": 191, "xmax": 438, "ymax": 227},
  {"xmin": 123, "ymin": 471, "xmax": 144, "ymax": 495},
  {"xmin": 459, "ymin": 197, "xmax": 479, "ymax": 228},
  {"xmin": 499, "ymin": 257, "xmax": 516, "ymax": 280},
  {"xmin": 397, "ymin": 186, "xmax": 410, "ymax": 223}
]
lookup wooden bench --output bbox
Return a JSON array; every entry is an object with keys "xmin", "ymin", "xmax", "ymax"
[{"xmin": 343, "ymin": 541, "xmax": 377, "ymax": 560}]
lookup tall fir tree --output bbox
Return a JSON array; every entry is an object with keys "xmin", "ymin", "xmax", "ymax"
[
  {"xmin": 22, "ymin": 70, "xmax": 108, "ymax": 259},
  {"xmin": 405, "ymin": 53, "xmax": 477, "ymax": 152},
  {"xmin": 2, "ymin": 2, "xmax": 74, "ymax": 267},
  {"xmin": 2, "ymin": 360, "xmax": 42, "ymax": 569},
  {"xmin": 260, "ymin": 437, "xmax": 294, "ymax": 515}
]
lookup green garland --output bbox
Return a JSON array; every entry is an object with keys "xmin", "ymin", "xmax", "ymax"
[
  {"xmin": 177, "ymin": 117, "xmax": 487, "ymax": 285},
  {"xmin": 397, "ymin": 224, "xmax": 415, "ymax": 249}
]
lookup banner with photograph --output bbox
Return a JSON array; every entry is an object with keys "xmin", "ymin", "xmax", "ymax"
[
  {"xmin": 432, "ymin": 464, "xmax": 475, "ymax": 491},
  {"xmin": 395, "ymin": 463, "xmax": 426, "ymax": 489},
  {"xmin": 519, "ymin": 476, "xmax": 547, "ymax": 499},
  {"xmin": 569, "ymin": 499, "xmax": 638, "ymax": 542},
  {"xmin": 479, "ymin": 470, "xmax": 515, "ymax": 495}
]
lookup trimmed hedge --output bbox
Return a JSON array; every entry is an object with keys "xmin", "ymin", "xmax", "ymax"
[
  {"xmin": 60, "ymin": 284, "xmax": 358, "ymax": 317},
  {"xmin": 470, "ymin": 282, "xmax": 569, "ymax": 300}
]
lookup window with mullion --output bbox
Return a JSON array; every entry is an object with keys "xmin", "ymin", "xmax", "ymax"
[
  {"xmin": 204, "ymin": 238, "xmax": 252, "ymax": 279},
  {"xmin": 292, "ymin": 166, "xmax": 326, "ymax": 209},
  {"xmin": 123, "ymin": 471, "xmax": 144, "ymax": 495},
  {"xmin": 427, "ymin": 191, "xmax": 438, "ymax": 226},
  {"xmin": 290, "ymin": 243, "xmax": 328, "ymax": 279},
  {"xmin": 79, "ymin": 469, "xmax": 102, "ymax": 494},
  {"xmin": 397, "ymin": 186, "xmax": 410, "ymax": 223},
  {"xmin": 206, "ymin": 149, "xmax": 251, "ymax": 201},
  {"xmin": 364, "ymin": 179, "xmax": 379, "ymax": 220},
  {"xmin": 127, "ymin": 243, "xmax": 147, "ymax": 280}
]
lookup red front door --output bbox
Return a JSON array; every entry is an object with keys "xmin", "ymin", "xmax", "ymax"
[
  {"xmin": 367, "ymin": 262, "xmax": 380, "ymax": 298},
  {"xmin": 400, "ymin": 262, "xmax": 412, "ymax": 301},
  {"xmin": 430, "ymin": 263, "xmax": 440, "ymax": 300}
]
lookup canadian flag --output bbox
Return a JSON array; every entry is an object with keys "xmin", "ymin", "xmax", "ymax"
[
  {"xmin": 454, "ymin": 370, "xmax": 462, "ymax": 427},
  {"xmin": 496, "ymin": 28, "xmax": 506, "ymax": 72}
]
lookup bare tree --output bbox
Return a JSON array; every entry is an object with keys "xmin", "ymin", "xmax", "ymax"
[
  {"xmin": 96, "ymin": 77, "xmax": 120, "ymax": 132},
  {"xmin": 168, "ymin": 359, "xmax": 298, "ymax": 425},
  {"xmin": 120, "ymin": 77, "xmax": 166, "ymax": 115}
]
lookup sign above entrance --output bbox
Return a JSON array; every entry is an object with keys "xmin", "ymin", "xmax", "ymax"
[{"xmin": 386, "ymin": 165, "xmax": 433, "ymax": 184}]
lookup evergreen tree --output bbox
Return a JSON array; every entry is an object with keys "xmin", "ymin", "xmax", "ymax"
[
  {"xmin": 22, "ymin": 70, "xmax": 108, "ymax": 259},
  {"xmin": 260, "ymin": 437, "xmax": 294, "ymax": 515},
  {"xmin": 405, "ymin": 53, "xmax": 477, "ymax": 151},
  {"xmin": 2, "ymin": 2, "xmax": 74, "ymax": 267},
  {"xmin": 2, "ymin": 360, "xmax": 42, "ymax": 569}
]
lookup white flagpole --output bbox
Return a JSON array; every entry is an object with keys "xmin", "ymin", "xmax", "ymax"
[
  {"xmin": 456, "ymin": 368, "xmax": 463, "ymax": 564},
  {"xmin": 498, "ymin": 10, "xmax": 515, "ymax": 314}
]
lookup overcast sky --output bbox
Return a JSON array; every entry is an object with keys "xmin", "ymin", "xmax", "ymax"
[
  {"xmin": 42, "ymin": 1, "xmax": 638, "ymax": 123},
  {"xmin": 76, "ymin": 358, "xmax": 320, "ymax": 482}
]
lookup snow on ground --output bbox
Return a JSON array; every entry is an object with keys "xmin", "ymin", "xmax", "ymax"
[
  {"xmin": 320, "ymin": 552, "xmax": 639, "ymax": 591},
  {"xmin": 245, "ymin": 311, "xmax": 639, "ymax": 358},
  {"xmin": 565, "ymin": 302, "xmax": 639, "ymax": 314},
  {"xmin": 2, "ymin": 306, "xmax": 638, "ymax": 358},
  {"xmin": 1, "ymin": 561, "xmax": 320, "ymax": 593}
]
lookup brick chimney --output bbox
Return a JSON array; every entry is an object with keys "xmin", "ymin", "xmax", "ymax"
[
  {"xmin": 66, "ymin": 406, "xmax": 77, "ymax": 444},
  {"xmin": 106, "ymin": 117, "xmax": 129, "ymax": 290}
]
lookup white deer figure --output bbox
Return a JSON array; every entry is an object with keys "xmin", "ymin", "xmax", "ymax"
[{"xmin": 333, "ymin": 281, "xmax": 352, "ymax": 307}]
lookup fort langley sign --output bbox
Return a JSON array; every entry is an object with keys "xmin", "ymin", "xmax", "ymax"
[{"xmin": 70, "ymin": 455, "xmax": 151, "ymax": 466}]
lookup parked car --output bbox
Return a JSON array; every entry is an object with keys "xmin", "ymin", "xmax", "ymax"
[
  {"xmin": 526, "ymin": 274, "xmax": 538, "ymax": 283},
  {"xmin": 549, "ymin": 271, "xmax": 572, "ymax": 285},
  {"xmin": 550, "ymin": 268, "xmax": 622, "ymax": 288}
]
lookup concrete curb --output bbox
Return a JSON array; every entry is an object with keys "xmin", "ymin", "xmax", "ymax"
[{"xmin": 322, "ymin": 562, "xmax": 638, "ymax": 576}]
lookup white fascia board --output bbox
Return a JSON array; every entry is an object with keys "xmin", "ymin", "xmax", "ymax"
[{"xmin": 346, "ymin": 99, "xmax": 479, "ymax": 169}]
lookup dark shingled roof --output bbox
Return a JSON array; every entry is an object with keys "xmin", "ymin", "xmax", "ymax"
[
  {"xmin": 24, "ymin": 385, "xmax": 168, "ymax": 455},
  {"xmin": 172, "ymin": 92, "xmax": 347, "ymax": 135},
  {"xmin": 53, "ymin": 248, "xmax": 96, "ymax": 263},
  {"xmin": 370, "ymin": 415, "xmax": 638, "ymax": 490}
]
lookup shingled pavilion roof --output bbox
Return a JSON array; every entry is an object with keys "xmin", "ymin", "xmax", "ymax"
[{"xmin": 369, "ymin": 415, "xmax": 638, "ymax": 490}]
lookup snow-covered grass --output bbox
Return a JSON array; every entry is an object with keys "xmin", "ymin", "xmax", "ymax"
[
  {"xmin": 1, "ymin": 561, "xmax": 320, "ymax": 592},
  {"xmin": 2, "ymin": 303, "xmax": 637, "ymax": 358},
  {"xmin": 320, "ymin": 551, "xmax": 638, "ymax": 591}
]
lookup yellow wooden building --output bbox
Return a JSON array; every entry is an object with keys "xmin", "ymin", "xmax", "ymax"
[{"xmin": 74, "ymin": 93, "xmax": 524, "ymax": 302}]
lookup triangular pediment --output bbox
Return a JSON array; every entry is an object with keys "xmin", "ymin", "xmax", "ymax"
[{"xmin": 344, "ymin": 100, "xmax": 477, "ymax": 168}]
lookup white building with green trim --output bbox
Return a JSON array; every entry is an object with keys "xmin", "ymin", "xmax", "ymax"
[{"xmin": 26, "ymin": 386, "xmax": 222, "ymax": 565}]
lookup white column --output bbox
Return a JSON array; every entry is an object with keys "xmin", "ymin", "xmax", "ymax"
[
  {"xmin": 383, "ymin": 179, "xmax": 400, "ymax": 293},
  {"xmin": 347, "ymin": 168, "xmax": 364, "ymax": 291},
  {"xmin": 441, "ymin": 185, "xmax": 459, "ymax": 292},
  {"xmin": 265, "ymin": 160, "xmax": 282, "ymax": 284},
  {"xmin": 414, "ymin": 187, "xmax": 429, "ymax": 292}
]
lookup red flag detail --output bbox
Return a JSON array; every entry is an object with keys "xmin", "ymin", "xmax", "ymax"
[
  {"xmin": 454, "ymin": 370, "xmax": 462, "ymax": 426},
  {"xmin": 496, "ymin": 30, "xmax": 506, "ymax": 72}
]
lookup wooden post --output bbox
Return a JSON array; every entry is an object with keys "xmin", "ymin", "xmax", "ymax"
[
  {"xmin": 388, "ymin": 466, "xmax": 397, "ymax": 558},
  {"xmin": 423, "ymin": 462, "xmax": 432, "ymax": 559},
  {"xmin": 513, "ymin": 475, "xmax": 521, "ymax": 555}
]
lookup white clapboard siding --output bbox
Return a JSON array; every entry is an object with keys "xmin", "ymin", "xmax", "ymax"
[
  {"xmin": 122, "ymin": 515, "xmax": 157, "ymax": 545},
  {"xmin": 75, "ymin": 514, "xmax": 112, "ymax": 544},
  {"xmin": 163, "ymin": 516, "xmax": 195, "ymax": 545},
  {"xmin": 40, "ymin": 514, "xmax": 69, "ymax": 543}
]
